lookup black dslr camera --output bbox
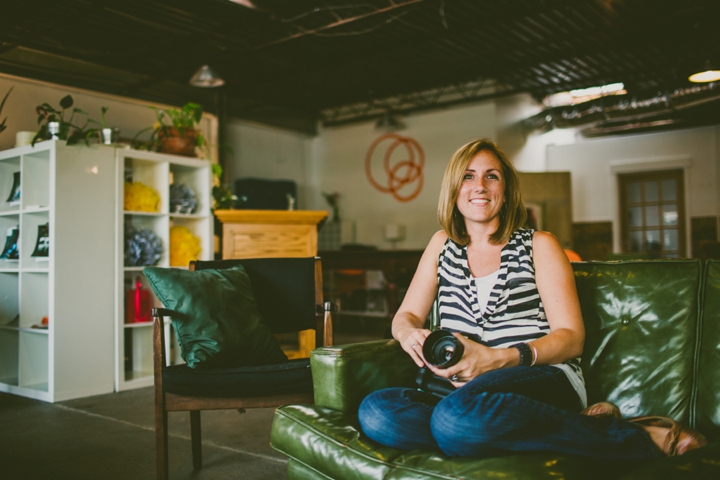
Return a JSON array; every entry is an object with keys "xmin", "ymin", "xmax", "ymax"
[{"xmin": 415, "ymin": 329, "xmax": 465, "ymax": 397}]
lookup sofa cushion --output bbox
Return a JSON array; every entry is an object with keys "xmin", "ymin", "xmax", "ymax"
[
  {"xmin": 697, "ymin": 259, "xmax": 720, "ymax": 439},
  {"xmin": 572, "ymin": 260, "xmax": 701, "ymax": 422},
  {"xmin": 271, "ymin": 404, "xmax": 613, "ymax": 480},
  {"xmin": 163, "ymin": 358, "xmax": 312, "ymax": 397},
  {"xmin": 144, "ymin": 264, "xmax": 287, "ymax": 369}
]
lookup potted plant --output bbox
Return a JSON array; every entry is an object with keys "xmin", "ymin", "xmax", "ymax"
[
  {"xmin": 0, "ymin": 87, "xmax": 12, "ymax": 137},
  {"xmin": 86, "ymin": 106, "xmax": 117, "ymax": 145},
  {"xmin": 211, "ymin": 164, "xmax": 237, "ymax": 211},
  {"xmin": 32, "ymin": 95, "xmax": 93, "ymax": 146},
  {"xmin": 134, "ymin": 102, "xmax": 208, "ymax": 157}
]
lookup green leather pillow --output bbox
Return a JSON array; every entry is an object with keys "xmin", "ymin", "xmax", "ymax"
[{"xmin": 143, "ymin": 265, "xmax": 288, "ymax": 369}]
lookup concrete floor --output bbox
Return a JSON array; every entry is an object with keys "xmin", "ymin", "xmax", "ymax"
[{"xmin": 0, "ymin": 387, "xmax": 288, "ymax": 480}]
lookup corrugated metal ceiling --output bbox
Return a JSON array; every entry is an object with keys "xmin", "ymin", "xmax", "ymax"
[{"xmin": 1, "ymin": 0, "xmax": 718, "ymax": 133}]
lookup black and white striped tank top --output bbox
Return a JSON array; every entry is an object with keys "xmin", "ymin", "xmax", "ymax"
[{"xmin": 437, "ymin": 228, "xmax": 586, "ymax": 405}]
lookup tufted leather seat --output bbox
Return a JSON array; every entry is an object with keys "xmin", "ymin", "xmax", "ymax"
[{"xmin": 270, "ymin": 259, "xmax": 720, "ymax": 479}]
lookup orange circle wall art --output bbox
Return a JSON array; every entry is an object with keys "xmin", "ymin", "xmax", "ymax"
[{"xmin": 365, "ymin": 133, "xmax": 425, "ymax": 202}]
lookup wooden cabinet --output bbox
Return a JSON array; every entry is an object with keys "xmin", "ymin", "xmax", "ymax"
[{"xmin": 215, "ymin": 210, "xmax": 327, "ymax": 259}]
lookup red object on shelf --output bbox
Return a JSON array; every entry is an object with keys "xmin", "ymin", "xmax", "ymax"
[{"xmin": 125, "ymin": 276, "xmax": 152, "ymax": 323}]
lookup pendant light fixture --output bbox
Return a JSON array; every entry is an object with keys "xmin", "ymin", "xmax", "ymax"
[
  {"xmin": 688, "ymin": 61, "xmax": 720, "ymax": 83},
  {"xmin": 189, "ymin": 65, "xmax": 225, "ymax": 88}
]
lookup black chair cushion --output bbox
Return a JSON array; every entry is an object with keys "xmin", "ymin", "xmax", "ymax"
[{"xmin": 163, "ymin": 358, "xmax": 312, "ymax": 397}]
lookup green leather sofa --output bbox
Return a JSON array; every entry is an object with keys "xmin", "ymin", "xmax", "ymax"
[{"xmin": 270, "ymin": 260, "xmax": 720, "ymax": 479}]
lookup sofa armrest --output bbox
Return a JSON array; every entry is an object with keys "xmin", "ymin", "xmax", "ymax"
[{"xmin": 310, "ymin": 339, "xmax": 418, "ymax": 413}]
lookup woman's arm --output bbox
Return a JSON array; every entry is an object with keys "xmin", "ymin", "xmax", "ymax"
[
  {"xmin": 528, "ymin": 230, "xmax": 585, "ymax": 363},
  {"xmin": 392, "ymin": 230, "xmax": 447, "ymax": 367}
]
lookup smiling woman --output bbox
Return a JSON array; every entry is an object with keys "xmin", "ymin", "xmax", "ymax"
[{"xmin": 356, "ymin": 137, "xmax": 707, "ymax": 462}]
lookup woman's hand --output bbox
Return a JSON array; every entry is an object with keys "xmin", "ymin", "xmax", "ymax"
[
  {"xmin": 396, "ymin": 326, "xmax": 432, "ymax": 367},
  {"xmin": 426, "ymin": 334, "xmax": 516, "ymax": 387}
]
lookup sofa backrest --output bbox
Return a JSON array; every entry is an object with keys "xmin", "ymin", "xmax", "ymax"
[
  {"xmin": 697, "ymin": 259, "xmax": 720, "ymax": 437},
  {"xmin": 573, "ymin": 260, "xmax": 702, "ymax": 426}
]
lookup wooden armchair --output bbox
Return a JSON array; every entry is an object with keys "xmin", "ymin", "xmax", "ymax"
[{"xmin": 152, "ymin": 257, "xmax": 334, "ymax": 480}]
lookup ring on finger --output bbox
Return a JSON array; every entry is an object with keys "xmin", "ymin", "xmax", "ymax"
[
  {"xmin": 412, "ymin": 343, "xmax": 417, "ymax": 349},
  {"xmin": 450, "ymin": 374, "xmax": 459, "ymax": 382}
]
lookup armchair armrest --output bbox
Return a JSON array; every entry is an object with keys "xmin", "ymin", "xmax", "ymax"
[
  {"xmin": 310, "ymin": 339, "xmax": 417, "ymax": 414},
  {"xmin": 151, "ymin": 308, "xmax": 175, "ymax": 318}
]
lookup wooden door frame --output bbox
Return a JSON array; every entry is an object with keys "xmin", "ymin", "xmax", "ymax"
[
  {"xmin": 617, "ymin": 169, "xmax": 686, "ymax": 257},
  {"xmin": 609, "ymin": 157, "xmax": 692, "ymax": 256}
]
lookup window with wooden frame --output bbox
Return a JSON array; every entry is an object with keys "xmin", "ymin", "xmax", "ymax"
[{"xmin": 618, "ymin": 170, "xmax": 685, "ymax": 258}]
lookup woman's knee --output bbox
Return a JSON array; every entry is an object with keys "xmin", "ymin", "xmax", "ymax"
[
  {"xmin": 358, "ymin": 388, "xmax": 397, "ymax": 436},
  {"xmin": 358, "ymin": 387, "xmax": 439, "ymax": 450},
  {"xmin": 430, "ymin": 392, "xmax": 502, "ymax": 455}
]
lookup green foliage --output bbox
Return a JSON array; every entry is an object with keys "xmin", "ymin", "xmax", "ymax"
[
  {"xmin": 84, "ymin": 106, "xmax": 112, "ymax": 142},
  {"xmin": 210, "ymin": 163, "xmax": 236, "ymax": 211},
  {"xmin": 0, "ymin": 87, "xmax": 12, "ymax": 136},
  {"xmin": 32, "ymin": 94, "xmax": 101, "ymax": 146},
  {"xmin": 133, "ymin": 102, "xmax": 208, "ymax": 153}
]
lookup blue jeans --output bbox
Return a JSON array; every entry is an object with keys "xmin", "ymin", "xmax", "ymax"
[{"xmin": 358, "ymin": 365, "xmax": 661, "ymax": 460}]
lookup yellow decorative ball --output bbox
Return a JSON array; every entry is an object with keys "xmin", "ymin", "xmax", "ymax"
[
  {"xmin": 124, "ymin": 182, "xmax": 160, "ymax": 212},
  {"xmin": 170, "ymin": 226, "xmax": 202, "ymax": 267}
]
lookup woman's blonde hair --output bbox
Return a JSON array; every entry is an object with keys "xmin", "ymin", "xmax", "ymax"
[{"xmin": 437, "ymin": 138, "xmax": 526, "ymax": 245}]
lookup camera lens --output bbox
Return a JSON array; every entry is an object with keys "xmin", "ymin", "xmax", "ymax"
[{"xmin": 422, "ymin": 330, "xmax": 464, "ymax": 368}]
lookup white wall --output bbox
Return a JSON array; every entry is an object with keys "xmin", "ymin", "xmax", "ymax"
[
  {"xmin": 308, "ymin": 102, "xmax": 499, "ymax": 249},
  {"xmin": 224, "ymin": 120, "xmax": 311, "ymax": 208},
  {"xmin": 547, "ymin": 126, "xmax": 720, "ymax": 252},
  {"xmin": 224, "ymin": 101, "xmax": 500, "ymax": 250},
  {"xmin": 0, "ymin": 73, "xmax": 217, "ymax": 156}
]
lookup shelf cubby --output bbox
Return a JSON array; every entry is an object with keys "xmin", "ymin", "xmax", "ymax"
[
  {"xmin": 18, "ymin": 330, "xmax": 48, "ymax": 391},
  {"xmin": 169, "ymin": 216, "xmax": 212, "ymax": 267},
  {"xmin": 0, "ymin": 329, "xmax": 18, "ymax": 386},
  {"xmin": 19, "ymin": 272, "xmax": 48, "ymax": 329},
  {"xmin": 124, "ymin": 213, "xmax": 170, "ymax": 268},
  {"xmin": 0, "ymin": 156, "xmax": 21, "ymax": 214},
  {"xmin": 115, "ymin": 149, "xmax": 212, "ymax": 391},
  {"xmin": 20, "ymin": 210, "xmax": 50, "ymax": 266},
  {"xmin": 0, "ymin": 214, "xmax": 19, "ymax": 270},
  {"xmin": 21, "ymin": 150, "xmax": 50, "ymax": 210},
  {"xmin": 0, "ymin": 271, "xmax": 19, "ymax": 325}
]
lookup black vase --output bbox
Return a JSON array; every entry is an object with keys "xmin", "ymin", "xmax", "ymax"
[
  {"xmin": 31, "ymin": 223, "xmax": 50, "ymax": 258},
  {"xmin": 6, "ymin": 171, "xmax": 20, "ymax": 204},
  {"xmin": 0, "ymin": 225, "xmax": 19, "ymax": 261}
]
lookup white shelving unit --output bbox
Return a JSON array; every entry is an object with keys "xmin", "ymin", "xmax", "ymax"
[
  {"xmin": 115, "ymin": 148, "xmax": 212, "ymax": 391},
  {"xmin": 0, "ymin": 140, "xmax": 116, "ymax": 402}
]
